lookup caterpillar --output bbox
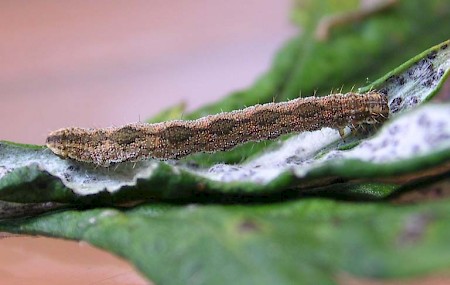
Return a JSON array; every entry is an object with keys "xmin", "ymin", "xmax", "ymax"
[{"xmin": 46, "ymin": 91, "xmax": 389, "ymax": 167}]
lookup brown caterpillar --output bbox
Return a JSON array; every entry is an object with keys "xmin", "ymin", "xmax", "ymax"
[{"xmin": 46, "ymin": 92, "xmax": 389, "ymax": 167}]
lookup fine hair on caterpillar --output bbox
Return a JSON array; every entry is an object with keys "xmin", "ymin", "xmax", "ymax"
[{"xmin": 46, "ymin": 92, "xmax": 389, "ymax": 167}]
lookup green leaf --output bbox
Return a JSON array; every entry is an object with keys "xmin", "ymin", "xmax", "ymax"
[
  {"xmin": 0, "ymin": 40, "xmax": 448, "ymax": 209},
  {"xmin": 3, "ymin": 198, "xmax": 450, "ymax": 284}
]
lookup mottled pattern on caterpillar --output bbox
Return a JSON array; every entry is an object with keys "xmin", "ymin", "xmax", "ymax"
[{"xmin": 46, "ymin": 92, "xmax": 389, "ymax": 167}]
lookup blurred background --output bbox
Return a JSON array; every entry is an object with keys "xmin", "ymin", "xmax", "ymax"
[
  {"xmin": 0, "ymin": 0, "xmax": 294, "ymax": 144},
  {"xmin": 0, "ymin": 1, "xmax": 293, "ymax": 284}
]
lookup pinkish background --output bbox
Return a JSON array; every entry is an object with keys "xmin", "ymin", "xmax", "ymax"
[
  {"xmin": 1, "ymin": 0, "xmax": 294, "ymax": 144},
  {"xmin": 0, "ymin": 1, "xmax": 293, "ymax": 284}
]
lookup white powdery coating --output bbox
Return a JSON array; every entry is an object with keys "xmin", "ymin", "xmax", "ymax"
[
  {"xmin": 0, "ymin": 146, "xmax": 158, "ymax": 195},
  {"xmin": 321, "ymin": 105, "xmax": 450, "ymax": 163},
  {"xmin": 57, "ymin": 161, "xmax": 158, "ymax": 195},
  {"xmin": 382, "ymin": 44, "xmax": 450, "ymax": 114},
  {"xmin": 201, "ymin": 104, "xmax": 450, "ymax": 183},
  {"xmin": 203, "ymin": 128, "xmax": 345, "ymax": 183}
]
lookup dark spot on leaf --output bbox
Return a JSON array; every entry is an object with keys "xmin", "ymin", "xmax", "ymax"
[
  {"xmin": 408, "ymin": 58, "xmax": 433, "ymax": 80},
  {"xmin": 427, "ymin": 50, "xmax": 437, "ymax": 60},
  {"xmin": 388, "ymin": 75, "xmax": 406, "ymax": 86},
  {"xmin": 422, "ymin": 66, "xmax": 439, "ymax": 87},
  {"xmin": 441, "ymin": 43, "xmax": 448, "ymax": 50},
  {"xmin": 389, "ymin": 97, "xmax": 403, "ymax": 113},
  {"xmin": 63, "ymin": 172, "xmax": 72, "ymax": 182},
  {"xmin": 379, "ymin": 88, "xmax": 388, "ymax": 96},
  {"xmin": 286, "ymin": 156, "xmax": 301, "ymax": 164},
  {"xmin": 420, "ymin": 58, "xmax": 432, "ymax": 67},
  {"xmin": 422, "ymin": 78, "xmax": 434, "ymax": 88},
  {"xmin": 387, "ymin": 75, "xmax": 397, "ymax": 83},
  {"xmin": 237, "ymin": 219, "xmax": 261, "ymax": 234},
  {"xmin": 437, "ymin": 68, "xmax": 445, "ymax": 79},
  {"xmin": 405, "ymin": 96, "xmax": 419, "ymax": 108},
  {"xmin": 67, "ymin": 165, "xmax": 80, "ymax": 172}
]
